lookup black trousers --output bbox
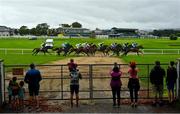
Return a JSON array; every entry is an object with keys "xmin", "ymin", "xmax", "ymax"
[
  {"xmin": 111, "ymin": 86, "xmax": 121, "ymax": 105},
  {"xmin": 129, "ymin": 88, "xmax": 138, "ymax": 102}
]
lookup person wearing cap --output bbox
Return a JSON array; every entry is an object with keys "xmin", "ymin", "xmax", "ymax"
[
  {"xmin": 150, "ymin": 61, "xmax": 165, "ymax": 106},
  {"xmin": 24, "ymin": 63, "xmax": 42, "ymax": 108},
  {"xmin": 128, "ymin": 61, "xmax": 140, "ymax": 107}
]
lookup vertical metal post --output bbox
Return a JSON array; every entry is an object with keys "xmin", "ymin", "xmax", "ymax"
[
  {"xmin": 176, "ymin": 58, "xmax": 180, "ymax": 99},
  {"xmin": 147, "ymin": 64, "xmax": 150, "ymax": 98},
  {"xmin": 89, "ymin": 64, "xmax": 93, "ymax": 100},
  {"xmin": 0, "ymin": 60, "xmax": 4, "ymax": 105},
  {"xmin": 61, "ymin": 65, "xmax": 63, "ymax": 100}
]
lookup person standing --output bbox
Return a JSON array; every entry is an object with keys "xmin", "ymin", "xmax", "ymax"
[
  {"xmin": 67, "ymin": 59, "xmax": 78, "ymax": 72},
  {"xmin": 128, "ymin": 62, "xmax": 140, "ymax": 107},
  {"xmin": 24, "ymin": 63, "xmax": 42, "ymax": 108},
  {"xmin": 110, "ymin": 62, "xmax": 122, "ymax": 107},
  {"xmin": 150, "ymin": 61, "xmax": 165, "ymax": 106},
  {"xmin": 166, "ymin": 61, "xmax": 177, "ymax": 103},
  {"xmin": 70, "ymin": 69, "xmax": 82, "ymax": 107},
  {"xmin": 7, "ymin": 80, "xmax": 13, "ymax": 104},
  {"xmin": 18, "ymin": 81, "xmax": 25, "ymax": 109}
]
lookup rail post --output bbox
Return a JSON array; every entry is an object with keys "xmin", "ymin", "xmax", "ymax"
[
  {"xmin": 0, "ymin": 59, "xmax": 5, "ymax": 105},
  {"xmin": 176, "ymin": 58, "xmax": 180, "ymax": 99},
  {"xmin": 89, "ymin": 64, "xmax": 93, "ymax": 100}
]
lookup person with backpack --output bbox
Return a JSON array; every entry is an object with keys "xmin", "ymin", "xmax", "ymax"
[
  {"xmin": 128, "ymin": 61, "xmax": 140, "ymax": 107},
  {"xmin": 69, "ymin": 69, "xmax": 82, "ymax": 107},
  {"xmin": 166, "ymin": 61, "xmax": 177, "ymax": 103},
  {"xmin": 150, "ymin": 61, "xmax": 165, "ymax": 106},
  {"xmin": 24, "ymin": 63, "xmax": 42, "ymax": 109},
  {"xmin": 11, "ymin": 77, "xmax": 19, "ymax": 111},
  {"xmin": 110, "ymin": 62, "xmax": 122, "ymax": 107}
]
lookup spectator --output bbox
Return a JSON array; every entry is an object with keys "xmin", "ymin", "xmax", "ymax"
[
  {"xmin": 150, "ymin": 61, "xmax": 165, "ymax": 106},
  {"xmin": 166, "ymin": 61, "xmax": 177, "ymax": 103},
  {"xmin": 24, "ymin": 63, "xmax": 42, "ymax": 109},
  {"xmin": 67, "ymin": 59, "xmax": 78, "ymax": 72},
  {"xmin": 11, "ymin": 77, "xmax": 19, "ymax": 111},
  {"xmin": 7, "ymin": 80, "xmax": 13, "ymax": 104},
  {"xmin": 128, "ymin": 61, "xmax": 140, "ymax": 107},
  {"xmin": 110, "ymin": 62, "xmax": 122, "ymax": 107},
  {"xmin": 18, "ymin": 81, "xmax": 25, "ymax": 109},
  {"xmin": 70, "ymin": 69, "xmax": 82, "ymax": 107}
]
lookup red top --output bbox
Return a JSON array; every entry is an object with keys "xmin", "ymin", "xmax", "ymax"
[
  {"xmin": 128, "ymin": 68, "xmax": 138, "ymax": 79},
  {"xmin": 67, "ymin": 62, "xmax": 77, "ymax": 71}
]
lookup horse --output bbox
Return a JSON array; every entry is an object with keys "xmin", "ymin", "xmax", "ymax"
[
  {"xmin": 122, "ymin": 45, "xmax": 143, "ymax": 56},
  {"xmin": 52, "ymin": 47, "xmax": 64, "ymax": 55},
  {"xmin": 32, "ymin": 47, "xmax": 51, "ymax": 55},
  {"xmin": 110, "ymin": 44, "xmax": 122, "ymax": 56},
  {"xmin": 63, "ymin": 44, "xmax": 74, "ymax": 56},
  {"xmin": 98, "ymin": 44, "xmax": 110, "ymax": 56}
]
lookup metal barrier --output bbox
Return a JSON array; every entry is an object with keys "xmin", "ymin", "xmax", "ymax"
[
  {"xmin": 3, "ymin": 63, "xmax": 177, "ymax": 102},
  {"xmin": 0, "ymin": 60, "xmax": 4, "ymax": 105}
]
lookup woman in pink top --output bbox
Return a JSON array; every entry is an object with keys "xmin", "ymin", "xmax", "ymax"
[
  {"xmin": 110, "ymin": 62, "xmax": 122, "ymax": 107},
  {"xmin": 128, "ymin": 61, "xmax": 140, "ymax": 107}
]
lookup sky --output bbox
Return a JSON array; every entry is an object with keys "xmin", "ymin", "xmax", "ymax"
[{"xmin": 0, "ymin": 0, "xmax": 180, "ymax": 30}]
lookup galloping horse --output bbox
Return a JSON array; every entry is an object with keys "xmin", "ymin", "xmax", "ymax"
[
  {"xmin": 98, "ymin": 44, "xmax": 110, "ymax": 56},
  {"xmin": 122, "ymin": 45, "xmax": 143, "ymax": 56},
  {"xmin": 32, "ymin": 47, "xmax": 51, "ymax": 55},
  {"xmin": 110, "ymin": 44, "xmax": 122, "ymax": 56},
  {"xmin": 52, "ymin": 47, "xmax": 64, "ymax": 55}
]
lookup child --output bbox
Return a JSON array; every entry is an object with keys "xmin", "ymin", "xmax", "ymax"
[
  {"xmin": 7, "ymin": 80, "xmax": 13, "ymax": 104},
  {"xmin": 11, "ymin": 77, "xmax": 19, "ymax": 111},
  {"xmin": 18, "ymin": 81, "xmax": 25, "ymax": 109},
  {"xmin": 128, "ymin": 61, "xmax": 140, "ymax": 107}
]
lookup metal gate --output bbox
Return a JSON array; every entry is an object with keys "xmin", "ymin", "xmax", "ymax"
[{"xmin": 0, "ymin": 61, "xmax": 180, "ymax": 104}]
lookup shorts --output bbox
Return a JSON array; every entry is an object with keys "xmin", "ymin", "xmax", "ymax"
[
  {"xmin": 70, "ymin": 85, "xmax": 79, "ymax": 94},
  {"xmin": 167, "ymin": 82, "xmax": 175, "ymax": 91},
  {"xmin": 28, "ymin": 85, "xmax": 40, "ymax": 96}
]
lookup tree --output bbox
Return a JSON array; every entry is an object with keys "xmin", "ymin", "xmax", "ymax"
[
  {"xmin": 60, "ymin": 24, "xmax": 71, "ymax": 28},
  {"xmin": 36, "ymin": 23, "xmax": 50, "ymax": 36},
  {"xmin": 19, "ymin": 26, "xmax": 29, "ymax": 35},
  {"xmin": 71, "ymin": 22, "xmax": 82, "ymax": 28},
  {"xmin": 170, "ymin": 34, "xmax": 178, "ymax": 40},
  {"xmin": 29, "ymin": 28, "xmax": 37, "ymax": 36}
]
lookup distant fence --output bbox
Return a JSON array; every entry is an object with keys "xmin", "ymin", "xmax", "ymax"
[{"xmin": 0, "ymin": 48, "xmax": 180, "ymax": 55}]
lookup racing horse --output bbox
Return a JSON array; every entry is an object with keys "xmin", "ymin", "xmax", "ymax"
[
  {"xmin": 122, "ymin": 45, "xmax": 143, "ymax": 56},
  {"xmin": 32, "ymin": 47, "xmax": 51, "ymax": 55},
  {"xmin": 98, "ymin": 44, "xmax": 111, "ymax": 56},
  {"xmin": 110, "ymin": 43, "xmax": 122, "ymax": 56}
]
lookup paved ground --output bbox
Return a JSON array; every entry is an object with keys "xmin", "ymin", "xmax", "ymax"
[{"xmin": 1, "ymin": 101, "xmax": 180, "ymax": 113}]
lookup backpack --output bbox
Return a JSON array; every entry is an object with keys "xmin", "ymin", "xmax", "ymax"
[
  {"xmin": 70, "ymin": 71, "xmax": 80, "ymax": 85},
  {"xmin": 12, "ymin": 82, "xmax": 19, "ymax": 96}
]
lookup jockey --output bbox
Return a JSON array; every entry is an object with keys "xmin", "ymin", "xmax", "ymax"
[
  {"xmin": 111, "ymin": 43, "xmax": 117, "ymax": 49},
  {"xmin": 98, "ymin": 42, "xmax": 104, "ymax": 47},
  {"xmin": 41, "ymin": 42, "xmax": 46, "ymax": 49},
  {"xmin": 132, "ymin": 42, "xmax": 138, "ymax": 48},
  {"xmin": 82, "ymin": 42, "xmax": 88, "ymax": 48},
  {"xmin": 62, "ymin": 42, "xmax": 68, "ymax": 49},
  {"xmin": 76, "ymin": 43, "xmax": 81, "ymax": 48}
]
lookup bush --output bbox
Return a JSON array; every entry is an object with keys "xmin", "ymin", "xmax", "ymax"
[{"xmin": 170, "ymin": 35, "xmax": 178, "ymax": 40}]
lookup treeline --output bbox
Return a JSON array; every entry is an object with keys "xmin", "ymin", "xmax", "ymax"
[
  {"xmin": 151, "ymin": 29, "xmax": 180, "ymax": 37},
  {"xmin": 15, "ymin": 22, "xmax": 82, "ymax": 36}
]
